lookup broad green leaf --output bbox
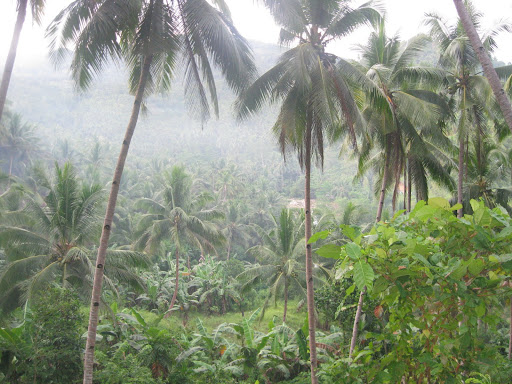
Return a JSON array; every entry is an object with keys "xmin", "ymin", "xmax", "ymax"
[
  {"xmin": 488, "ymin": 271, "xmax": 500, "ymax": 281},
  {"xmin": 308, "ymin": 230, "xmax": 329, "ymax": 244},
  {"xmin": 475, "ymin": 301, "xmax": 486, "ymax": 317},
  {"xmin": 376, "ymin": 248, "xmax": 387, "ymax": 258},
  {"xmin": 497, "ymin": 226, "xmax": 512, "ymax": 239},
  {"xmin": 428, "ymin": 197, "xmax": 450, "ymax": 209},
  {"xmin": 409, "ymin": 200, "xmax": 426, "ymax": 218},
  {"xmin": 344, "ymin": 283, "xmax": 356, "ymax": 297},
  {"xmin": 470, "ymin": 199, "xmax": 481, "ymax": 212},
  {"xmin": 346, "ymin": 243, "xmax": 361, "ymax": 260},
  {"xmin": 392, "ymin": 209, "xmax": 406, "ymax": 220},
  {"xmin": 450, "ymin": 264, "xmax": 467, "ymax": 280},
  {"xmin": 468, "ymin": 259, "xmax": 484, "ymax": 276},
  {"xmin": 414, "ymin": 253, "xmax": 431, "ymax": 267},
  {"xmin": 340, "ymin": 225, "xmax": 361, "ymax": 242},
  {"xmin": 353, "ymin": 259, "xmax": 374, "ymax": 292},
  {"xmin": 450, "ymin": 203, "xmax": 462, "ymax": 211},
  {"xmin": 316, "ymin": 244, "xmax": 342, "ymax": 259}
]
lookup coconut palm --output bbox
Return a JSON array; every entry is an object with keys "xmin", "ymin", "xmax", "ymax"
[
  {"xmin": 0, "ymin": 163, "xmax": 148, "ymax": 313},
  {"xmin": 135, "ymin": 166, "xmax": 225, "ymax": 313},
  {"xmin": 354, "ymin": 21, "xmax": 453, "ymax": 221},
  {"xmin": 236, "ymin": 2, "xmax": 380, "ymax": 380},
  {"xmin": 0, "ymin": 0, "xmax": 46, "ymax": 121},
  {"xmin": 452, "ymin": 0, "xmax": 512, "ymax": 133},
  {"xmin": 455, "ymin": 135, "xmax": 512, "ymax": 214},
  {"xmin": 426, "ymin": 2, "xmax": 512, "ymax": 217},
  {"xmin": 0, "ymin": 112, "xmax": 39, "ymax": 178},
  {"xmin": 222, "ymin": 202, "xmax": 251, "ymax": 260},
  {"xmin": 240, "ymin": 208, "xmax": 306, "ymax": 323},
  {"xmin": 47, "ymin": 1, "xmax": 255, "ymax": 380}
]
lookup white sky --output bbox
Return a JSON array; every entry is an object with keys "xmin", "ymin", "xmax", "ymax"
[{"xmin": 0, "ymin": 0, "xmax": 511, "ymax": 64}]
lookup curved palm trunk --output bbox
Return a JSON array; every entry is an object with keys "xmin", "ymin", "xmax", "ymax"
[
  {"xmin": 349, "ymin": 286, "xmax": 366, "ymax": 358},
  {"xmin": 167, "ymin": 247, "xmax": 180, "ymax": 315},
  {"xmin": 83, "ymin": 55, "xmax": 153, "ymax": 384},
  {"xmin": 0, "ymin": 0, "xmax": 27, "ymax": 122},
  {"xmin": 304, "ymin": 124, "xmax": 318, "ymax": 384},
  {"xmin": 453, "ymin": 0, "xmax": 512, "ymax": 133},
  {"xmin": 457, "ymin": 134, "xmax": 465, "ymax": 218}
]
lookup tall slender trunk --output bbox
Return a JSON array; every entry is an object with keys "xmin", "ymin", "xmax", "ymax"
[
  {"xmin": 407, "ymin": 158, "xmax": 412, "ymax": 212},
  {"xmin": 8, "ymin": 155, "xmax": 13, "ymax": 177},
  {"xmin": 349, "ymin": 287, "xmax": 366, "ymax": 358},
  {"xmin": 376, "ymin": 151, "xmax": 391, "ymax": 222},
  {"xmin": 8, "ymin": 155, "xmax": 13, "ymax": 187},
  {"xmin": 453, "ymin": 0, "xmax": 512, "ymax": 133},
  {"xmin": 403, "ymin": 158, "xmax": 407, "ymax": 211},
  {"xmin": 62, "ymin": 262, "xmax": 67, "ymax": 289},
  {"xmin": 83, "ymin": 55, "xmax": 153, "ymax": 384},
  {"xmin": 457, "ymin": 134, "xmax": 465, "ymax": 218},
  {"xmin": 509, "ymin": 296, "xmax": 512, "ymax": 359},
  {"xmin": 167, "ymin": 247, "xmax": 180, "ymax": 314},
  {"xmin": 0, "ymin": 0, "xmax": 27, "ymax": 122},
  {"xmin": 227, "ymin": 236, "xmax": 231, "ymax": 261},
  {"xmin": 283, "ymin": 278, "xmax": 288, "ymax": 323},
  {"xmin": 304, "ymin": 122, "xmax": 318, "ymax": 384}
]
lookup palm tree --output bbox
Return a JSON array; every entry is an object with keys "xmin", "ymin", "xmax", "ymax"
[
  {"xmin": 222, "ymin": 202, "xmax": 251, "ymax": 260},
  {"xmin": 0, "ymin": 0, "xmax": 45, "ymax": 121},
  {"xmin": 355, "ymin": 21, "xmax": 453, "ymax": 222},
  {"xmin": 426, "ymin": 3, "xmax": 511, "ymax": 217},
  {"xmin": 0, "ymin": 112, "xmax": 39, "ymax": 178},
  {"xmin": 447, "ymin": 129, "xmax": 512, "ymax": 215},
  {"xmin": 240, "ymin": 208, "xmax": 306, "ymax": 323},
  {"xmin": 0, "ymin": 163, "xmax": 148, "ymax": 312},
  {"xmin": 135, "ymin": 166, "xmax": 225, "ymax": 313},
  {"xmin": 236, "ymin": 2, "xmax": 380, "ymax": 380},
  {"xmin": 452, "ymin": 0, "xmax": 512, "ymax": 133},
  {"xmin": 47, "ymin": 1, "xmax": 255, "ymax": 380}
]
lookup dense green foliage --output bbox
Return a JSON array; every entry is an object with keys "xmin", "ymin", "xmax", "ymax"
[{"xmin": 1, "ymin": 0, "xmax": 512, "ymax": 383}]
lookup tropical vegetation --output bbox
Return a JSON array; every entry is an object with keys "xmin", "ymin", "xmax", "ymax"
[{"xmin": 1, "ymin": 1, "xmax": 512, "ymax": 383}]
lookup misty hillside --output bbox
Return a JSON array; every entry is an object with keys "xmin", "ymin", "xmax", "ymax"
[{"xmin": 5, "ymin": 40, "xmax": 378, "ymax": 208}]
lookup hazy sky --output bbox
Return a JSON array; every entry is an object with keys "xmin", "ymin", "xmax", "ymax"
[{"xmin": 0, "ymin": 0, "xmax": 511, "ymax": 65}]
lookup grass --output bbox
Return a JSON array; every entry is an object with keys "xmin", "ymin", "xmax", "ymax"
[{"xmin": 126, "ymin": 298, "xmax": 308, "ymax": 335}]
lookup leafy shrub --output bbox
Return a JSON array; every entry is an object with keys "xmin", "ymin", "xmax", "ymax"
[
  {"xmin": 0, "ymin": 287, "xmax": 84, "ymax": 383},
  {"xmin": 315, "ymin": 199, "xmax": 512, "ymax": 382}
]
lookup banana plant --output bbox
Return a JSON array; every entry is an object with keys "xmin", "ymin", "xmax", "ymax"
[{"xmin": 177, "ymin": 318, "xmax": 242, "ymax": 377}]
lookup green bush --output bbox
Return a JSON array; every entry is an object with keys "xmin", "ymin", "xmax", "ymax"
[{"xmin": 27, "ymin": 287, "xmax": 84, "ymax": 383}]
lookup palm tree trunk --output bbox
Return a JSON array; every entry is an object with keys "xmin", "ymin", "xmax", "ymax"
[
  {"xmin": 227, "ymin": 236, "xmax": 232, "ymax": 261},
  {"xmin": 304, "ymin": 122, "xmax": 318, "ymax": 384},
  {"xmin": 457, "ymin": 134, "xmax": 465, "ymax": 218},
  {"xmin": 83, "ymin": 55, "xmax": 153, "ymax": 384},
  {"xmin": 350, "ymin": 287, "xmax": 366, "ymax": 358},
  {"xmin": 403, "ymin": 159, "xmax": 407, "ymax": 211},
  {"xmin": 509, "ymin": 296, "xmax": 512, "ymax": 359},
  {"xmin": 8, "ymin": 155, "xmax": 13, "ymax": 178},
  {"xmin": 453, "ymin": 0, "xmax": 512, "ymax": 133},
  {"xmin": 407, "ymin": 158, "xmax": 412, "ymax": 212},
  {"xmin": 7, "ymin": 155, "xmax": 13, "ymax": 187},
  {"xmin": 168, "ymin": 247, "xmax": 180, "ymax": 314},
  {"xmin": 376, "ymin": 152, "xmax": 390, "ymax": 222},
  {"xmin": 283, "ymin": 278, "xmax": 288, "ymax": 323},
  {"xmin": 63, "ymin": 263, "xmax": 67, "ymax": 289},
  {"xmin": 0, "ymin": 0, "xmax": 27, "ymax": 122}
]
